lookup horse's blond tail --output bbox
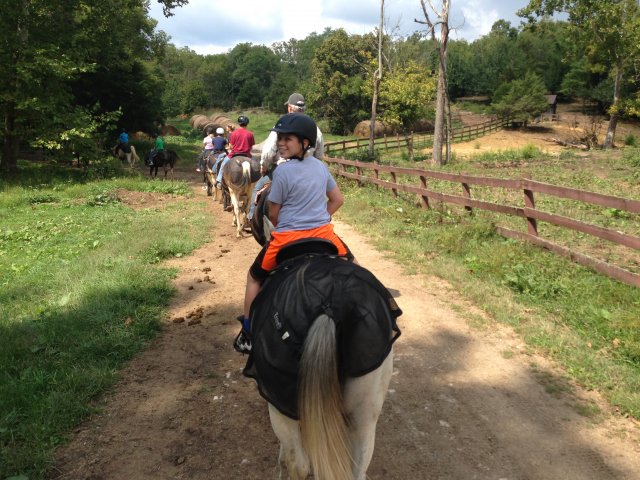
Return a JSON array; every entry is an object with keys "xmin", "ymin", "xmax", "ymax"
[
  {"xmin": 130, "ymin": 146, "xmax": 140, "ymax": 165},
  {"xmin": 299, "ymin": 314, "xmax": 353, "ymax": 480},
  {"xmin": 241, "ymin": 160, "xmax": 252, "ymax": 184}
]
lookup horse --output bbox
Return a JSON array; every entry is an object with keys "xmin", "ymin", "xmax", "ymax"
[
  {"xmin": 113, "ymin": 144, "xmax": 139, "ymax": 168},
  {"xmin": 250, "ymin": 182, "xmax": 274, "ymax": 246},
  {"xmin": 148, "ymin": 149, "xmax": 178, "ymax": 180},
  {"xmin": 221, "ymin": 155, "xmax": 261, "ymax": 237},
  {"xmin": 243, "ymin": 239, "xmax": 402, "ymax": 480}
]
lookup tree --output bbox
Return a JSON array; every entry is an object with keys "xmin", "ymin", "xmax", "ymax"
[
  {"xmin": 376, "ymin": 62, "xmax": 437, "ymax": 130},
  {"xmin": 369, "ymin": 0, "xmax": 385, "ymax": 157},
  {"xmin": 491, "ymin": 72, "xmax": 549, "ymax": 125},
  {"xmin": 519, "ymin": 0, "xmax": 640, "ymax": 148},
  {"xmin": 416, "ymin": 0, "xmax": 451, "ymax": 166},
  {"xmin": 308, "ymin": 29, "xmax": 375, "ymax": 134},
  {"xmin": 0, "ymin": 0, "xmax": 181, "ymax": 173}
]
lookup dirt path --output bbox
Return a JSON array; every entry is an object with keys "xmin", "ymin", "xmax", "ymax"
[{"xmin": 52, "ymin": 170, "xmax": 640, "ymax": 480}]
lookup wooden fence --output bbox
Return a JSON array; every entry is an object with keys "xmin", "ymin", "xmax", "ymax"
[
  {"xmin": 324, "ymin": 117, "xmax": 510, "ymax": 156},
  {"xmin": 324, "ymin": 157, "xmax": 640, "ymax": 287}
]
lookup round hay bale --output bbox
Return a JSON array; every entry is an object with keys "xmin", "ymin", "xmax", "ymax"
[
  {"xmin": 190, "ymin": 114, "xmax": 207, "ymax": 128},
  {"xmin": 412, "ymin": 119, "xmax": 434, "ymax": 133},
  {"xmin": 194, "ymin": 116, "xmax": 211, "ymax": 130},
  {"xmin": 210, "ymin": 114, "xmax": 227, "ymax": 123},
  {"xmin": 353, "ymin": 120, "xmax": 393, "ymax": 138},
  {"xmin": 161, "ymin": 125, "xmax": 181, "ymax": 136},
  {"xmin": 130, "ymin": 131, "xmax": 151, "ymax": 141}
]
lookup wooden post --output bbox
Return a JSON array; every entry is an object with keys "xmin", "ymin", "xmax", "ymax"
[
  {"xmin": 419, "ymin": 175, "xmax": 430, "ymax": 209},
  {"xmin": 390, "ymin": 171, "xmax": 398, "ymax": 197},
  {"xmin": 523, "ymin": 177, "xmax": 538, "ymax": 236},
  {"xmin": 462, "ymin": 179, "xmax": 472, "ymax": 214},
  {"xmin": 355, "ymin": 161, "xmax": 362, "ymax": 186}
]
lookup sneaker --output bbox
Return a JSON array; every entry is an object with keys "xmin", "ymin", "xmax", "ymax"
[
  {"xmin": 196, "ymin": 168, "xmax": 201, "ymax": 173},
  {"xmin": 233, "ymin": 329, "xmax": 252, "ymax": 354}
]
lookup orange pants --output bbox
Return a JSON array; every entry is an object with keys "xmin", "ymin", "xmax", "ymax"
[{"xmin": 250, "ymin": 223, "xmax": 351, "ymax": 281}]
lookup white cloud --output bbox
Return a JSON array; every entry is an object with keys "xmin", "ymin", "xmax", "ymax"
[{"xmin": 149, "ymin": 0, "xmax": 531, "ymax": 54}]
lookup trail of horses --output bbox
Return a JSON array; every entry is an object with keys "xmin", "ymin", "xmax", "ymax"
[{"xmin": 52, "ymin": 168, "xmax": 640, "ymax": 480}]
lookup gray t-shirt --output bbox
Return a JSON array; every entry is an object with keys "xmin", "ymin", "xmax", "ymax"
[{"xmin": 269, "ymin": 156, "xmax": 336, "ymax": 232}]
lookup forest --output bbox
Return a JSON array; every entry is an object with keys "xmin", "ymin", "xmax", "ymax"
[{"xmin": 0, "ymin": 0, "xmax": 639, "ymax": 173}]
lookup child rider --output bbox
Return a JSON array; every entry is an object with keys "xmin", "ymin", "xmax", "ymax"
[{"xmin": 234, "ymin": 113, "xmax": 353, "ymax": 353}]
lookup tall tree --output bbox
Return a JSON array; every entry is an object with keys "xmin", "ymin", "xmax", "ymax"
[
  {"xmin": 416, "ymin": 0, "xmax": 451, "ymax": 166},
  {"xmin": 519, "ymin": 0, "xmax": 640, "ymax": 148},
  {"xmin": 308, "ymin": 29, "xmax": 375, "ymax": 134},
  {"xmin": 369, "ymin": 0, "xmax": 385, "ymax": 157}
]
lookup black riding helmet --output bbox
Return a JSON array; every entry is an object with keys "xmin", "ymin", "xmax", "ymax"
[
  {"xmin": 272, "ymin": 113, "xmax": 317, "ymax": 158},
  {"xmin": 237, "ymin": 115, "xmax": 249, "ymax": 126}
]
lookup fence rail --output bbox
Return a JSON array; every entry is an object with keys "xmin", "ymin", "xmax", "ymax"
[
  {"xmin": 324, "ymin": 156, "xmax": 640, "ymax": 287},
  {"xmin": 324, "ymin": 118, "xmax": 509, "ymax": 156}
]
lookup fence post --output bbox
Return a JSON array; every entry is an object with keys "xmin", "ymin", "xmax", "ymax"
[
  {"xmin": 390, "ymin": 170, "xmax": 398, "ymax": 197},
  {"xmin": 523, "ymin": 177, "xmax": 538, "ymax": 236},
  {"xmin": 461, "ymin": 177, "xmax": 473, "ymax": 215},
  {"xmin": 355, "ymin": 161, "xmax": 362, "ymax": 186},
  {"xmin": 419, "ymin": 175, "xmax": 430, "ymax": 209}
]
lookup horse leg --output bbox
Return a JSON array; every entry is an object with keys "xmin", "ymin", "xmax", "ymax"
[
  {"xmin": 343, "ymin": 351, "xmax": 394, "ymax": 480},
  {"xmin": 230, "ymin": 192, "xmax": 243, "ymax": 236},
  {"xmin": 268, "ymin": 404, "xmax": 310, "ymax": 480}
]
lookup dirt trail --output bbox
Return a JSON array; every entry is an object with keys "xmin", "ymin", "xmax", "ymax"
[{"xmin": 53, "ymin": 169, "xmax": 640, "ymax": 480}]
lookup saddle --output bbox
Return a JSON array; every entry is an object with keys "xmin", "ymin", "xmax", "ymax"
[{"xmin": 243, "ymin": 254, "xmax": 402, "ymax": 419}]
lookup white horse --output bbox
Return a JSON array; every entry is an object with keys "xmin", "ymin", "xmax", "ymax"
[
  {"xmin": 221, "ymin": 155, "xmax": 260, "ymax": 237},
  {"xmin": 113, "ymin": 144, "xmax": 139, "ymax": 168},
  {"xmin": 245, "ymin": 249, "xmax": 401, "ymax": 479},
  {"xmin": 270, "ymin": 323, "xmax": 393, "ymax": 480}
]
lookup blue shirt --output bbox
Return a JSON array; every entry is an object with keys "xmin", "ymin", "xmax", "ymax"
[
  {"xmin": 269, "ymin": 156, "xmax": 336, "ymax": 232},
  {"xmin": 119, "ymin": 132, "xmax": 128, "ymax": 143},
  {"xmin": 212, "ymin": 136, "xmax": 228, "ymax": 151}
]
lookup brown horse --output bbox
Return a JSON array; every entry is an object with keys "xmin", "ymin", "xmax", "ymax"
[
  {"xmin": 221, "ymin": 155, "xmax": 261, "ymax": 237},
  {"xmin": 149, "ymin": 150, "xmax": 178, "ymax": 180}
]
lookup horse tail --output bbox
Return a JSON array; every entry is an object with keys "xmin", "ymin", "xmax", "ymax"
[
  {"xmin": 299, "ymin": 314, "xmax": 353, "ymax": 480},
  {"xmin": 130, "ymin": 146, "xmax": 139, "ymax": 164},
  {"xmin": 241, "ymin": 159, "xmax": 252, "ymax": 185}
]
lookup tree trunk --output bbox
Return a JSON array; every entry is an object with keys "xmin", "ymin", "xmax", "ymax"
[
  {"xmin": 432, "ymin": 69, "xmax": 446, "ymax": 166},
  {"xmin": 369, "ymin": 0, "xmax": 384, "ymax": 158},
  {"xmin": 1, "ymin": 104, "xmax": 19, "ymax": 174},
  {"xmin": 603, "ymin": 59, "xmax": 623, "ymax": 149}
]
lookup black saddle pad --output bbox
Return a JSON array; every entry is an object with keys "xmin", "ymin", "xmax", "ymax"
[{"xmin": 243, "ymin": 255, "xmax": 402, "ymax": 419}]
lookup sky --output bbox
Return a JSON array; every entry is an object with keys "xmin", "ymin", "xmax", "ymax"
[{"xmin": 149, "ymin": 0, "xmax": 533, "ymax": 56}]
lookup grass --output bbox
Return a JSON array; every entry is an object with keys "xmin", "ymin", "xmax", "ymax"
[
  {"xmin": 0, "ymin": 161, "xmax": 212, "ymax": 479},
  {"xmin": 334, "ymin": 146, "xmax": 640, "ymax": 420}
]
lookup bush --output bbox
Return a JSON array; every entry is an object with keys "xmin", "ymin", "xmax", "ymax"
[{"xmin": 624, "ymin": 134, "xmax": 638, "ymax": 147}]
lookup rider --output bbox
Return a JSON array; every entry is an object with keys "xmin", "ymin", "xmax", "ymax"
[
  {"xmin": 249, "ymin": 93, "xmax": 324, "ymax": 222},
  {"xmin": 149, "ymin": 132, "xmax": 164, "ymax": 166},
  {"xmin": 117, "ymin": 128, "xmax": 131, "ymax": 154},
  {"xmin": 215, "ymin": 115, "xmax": 255, "ymax": 186},
  {"xmin": 197, "ymin": 126, "xmax": 215, "ymax": 173},
  {"xmin": 234, "ymin": 113, "xmax": 353, "ymax": 353}
]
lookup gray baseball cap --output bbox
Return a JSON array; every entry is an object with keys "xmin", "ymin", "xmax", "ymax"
[{"xmin": 285, "ymin": 92, "xmax": 305, "ymax": 107}]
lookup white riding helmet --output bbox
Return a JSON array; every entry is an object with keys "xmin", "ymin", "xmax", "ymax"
[{"xmin": 216, "ymin": 127, "xmax": 224, "ymax": 135}]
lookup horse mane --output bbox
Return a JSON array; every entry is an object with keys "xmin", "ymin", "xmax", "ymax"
[{"xmin": 299, "ymin": 314, "xmax": 353, "ymax": 480}]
